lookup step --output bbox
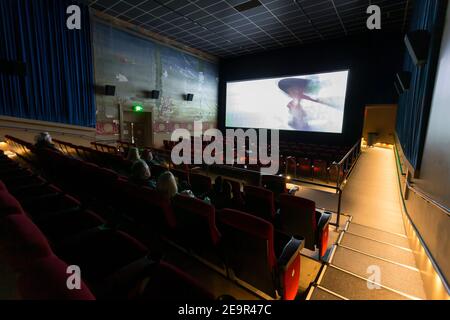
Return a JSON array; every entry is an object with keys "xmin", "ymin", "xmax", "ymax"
[
  {"xmin": 319, "ymin": 266, "xmax": 410, "ymax": 300},
  {"xmin": 346, "ymin": 223, "xmax": 410, "ymax": 248},
  {"xmin": 340, "ymin": 233, "xmax": 416, "ymax": 267},
  {"xmin": 332, "ymin": 246, "xmax": 426, "ymax": 299},
  {"xmin": 308, "ymin": 286, "xmax": 344, "ymax": 300}
]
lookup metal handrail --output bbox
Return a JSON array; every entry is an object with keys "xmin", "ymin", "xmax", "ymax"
[
  {"xmin": 406, "ymin": 179, "xmax": 450, "ymax": 217},
  {"xmin": 337, "ymin": 139, "xmax": 362, "ymax": 166}
]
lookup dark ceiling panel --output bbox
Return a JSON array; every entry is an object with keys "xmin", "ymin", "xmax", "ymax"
[{"xmin": 89, "ymin": 0, "xmax": 414, "ymax": 58}]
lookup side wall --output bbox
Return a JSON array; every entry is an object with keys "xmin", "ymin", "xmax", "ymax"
[{"xmin": 92, "ymin": 19, "xmax": 219, "ymax": 147}]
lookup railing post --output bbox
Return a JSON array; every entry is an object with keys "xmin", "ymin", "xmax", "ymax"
[{"xmin": 336, "ymin": 188, "xmax": 342, "ymax": 231}]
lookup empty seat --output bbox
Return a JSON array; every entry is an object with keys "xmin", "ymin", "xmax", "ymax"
[
  {"xmin": 218, "ymin": 209, "xmax": 304, "ymax": 300},
  {"xmin": 278, "ymin": 195, "xmax": 332, "ymax": 258},
  {"xmin": 10, "ymin": 184, "xmax": 62, "ymax": 202},
  {"xmin": 0, "ymin": 214, "xmax": 53, "ymax": 272},
  {"xmin": 285, "ymin": 156, "xmax": 297, "ymax": 178},
  {"xmin": 38, "ymin": 210, "xmax": 106, "ymax": 244},
  {"xmin": 0, "ymin": 186, "xmax": 25, "ymax": 217},
  {"xmin": 57, "ymin": 229, "xmax": 148, "ymax": 295},
  {"xmin": 312, "ymin": 159, "xmax": 328, "ymax": 180},
  {"xmin": 21, "ymin": 194, "xmax": 81, "ymax": 220},
  {"xmin": 17, "ymin": 255, "xmax": 95, "ymax": 300},
  {"xmin": 261, "ymin": 175, "xmax": 288, "ymax": 201},
  {"xmin": 133, "ymin": 261, "xmax": 215, "ymax": 300},
  {"xmin": 189, "ymin": 173, "xmax": 212, "ymax": 197},
  {"xmin": 297, "ymin": 157, "xmax": 312, "ymax": 178},
  {"xmin": 172, "ymin": 194, "xmax": 221, "ymax": 252},
  {"xmin": 243, "ymin": 186, "xmax": 275, "ymax": 222}
]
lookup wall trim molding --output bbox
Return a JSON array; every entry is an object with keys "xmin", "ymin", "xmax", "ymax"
[{"xmin": 0, "ymin": 115, "xmax": 96, "ymax": 140}]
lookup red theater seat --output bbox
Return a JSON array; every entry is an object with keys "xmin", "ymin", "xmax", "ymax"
[
  {"xmin": 278, "ymin": 195, "xmax": 332, "ymax": 258},
  {"xmin": 172, "ymin": 168, "xmax": 190, "ymax": 185},
  {"xmin": 21, "ymin": 194, "xmax": 81, "ymax": 220},
  {"xmin": 189, "ymin": 173, "xmax": 212, "ymax": 197},
  {"xmin": 133, "ymin": 261, "xmax": 215, "ymax": 300},
  {"xmin": 0, "ymin": 186, "xmax": 25, "ymax": 217},
  {"xmin": 58, "ymin": 229, "xmax": 148, "ymax": 283},
  {"xmin": 297, "ymin": 157, "xmax": 312, "ymax": 178},
  {"xmin": 0, "ymin": 214, "xmax": 53, "ymax": 272},
  {"xmin": 243, "ymin": 186, "xmax": 275, "ymax": 222},
  {"xmin": 10, "ymin": 184, "xmax": 62, "ymax": 203},
  {"xmin": 261, "ymin": 175, "xmax": 288, "ymax": 201},
  {"xmin": 115, "ymin": 179, "xmax": 176, "ymax": 231},
  {"xmin": 312, "ymin": 159, "xmax": 328, "ymax": 180},
  {"xmin": 218, "ymin": 209, "xmax": 304, "ymax": 300},
  {"xmin": 38, "ymin": 210, "xmax": 107, "ymax": 244},
  {"xmin": 172, "ymin": 194, "xmax": 221, "ymax": 252},
  {"xmin": 17, "ymin": 255, "xmax": 95, "ymax": 300}
]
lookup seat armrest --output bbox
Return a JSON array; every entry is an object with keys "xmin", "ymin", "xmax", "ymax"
[
  {"xmin": 99, "ymin": 256, "xmax": 158, "ymax": 299},
  {"xmin": 317, "ymin": 211, "xmax": 332, "ymax": 230},
  {"xmin": 316, "ymin": 211, "xmax": 332, "ymax": 259},
  {"xmin": 277, "ymin": 237, "xmax": 305, "ymax": 300},
  {"xmin": 277, "ymin": 236, "xmax": 305, "ymax": 267}
]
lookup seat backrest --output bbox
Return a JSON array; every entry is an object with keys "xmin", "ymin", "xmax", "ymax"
[
  {"xmin": 189, "ymin": 173, "xmax": 212, "ymax": 197},
  {"xmin": 58, "ymin": 229, "xmax": 148, "ymax": 282},
  {"xmin": 261, "ymin": 175, "xmax": 288, "ymax": 199},
  {"xmin": 0, "ymin": 214, "xmax": 53, "ymax": 271},
  {"xmin": 172, "ymin": 194, "xmax": 220, "ymax": 246},
  {"xmin": 171, "ymin": 169, "xmax": 190, "ymax": 185},
  {"xmin": 120, "ymin": 180, "xmax": 176, "ymax": 230},
  {"xmin": 135, "ymin": 261, "xmax": 215, "ymax": 300},
  {"xmin": 39, "ymin": 209, "xmax": 106, "ymax": 243},
  {"xmin": 279, "ymin": 194, "xmax": 317, "ymax": 251},
  {"xmin": 18, "ymin": 256, "xmax": 95, "ymax": 300},
  {"xmin": 223, "ymin": 179, "xmax": 242, "ymax": 198},
  {"xmin": 150, "ymin": 164, "xmax": 168, "ymax": 180},
  {"xmin": 218, "ymin": 209, "xmax": 277, "ymax": 297},
  {"xmin": 0, "ymin": 188, "xmax": 25, "ymax": 217},
  {"xmin": 243, "ymin": 186, "xmax": 275, "ymax": 221}
]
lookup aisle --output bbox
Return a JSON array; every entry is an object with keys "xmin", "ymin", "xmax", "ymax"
[{"xmin": 308, "ymin": 147, "xmax": 427, "ymax": 300}]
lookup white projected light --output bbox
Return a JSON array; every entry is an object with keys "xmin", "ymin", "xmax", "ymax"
[{"xmin": 225, "ymin": 70, "xmax": 349, "ymax": 134}]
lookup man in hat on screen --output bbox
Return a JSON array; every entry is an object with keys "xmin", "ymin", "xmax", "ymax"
[{"xmin": 278, "ymin": 77, "xmax": 338, "ymax": 131}]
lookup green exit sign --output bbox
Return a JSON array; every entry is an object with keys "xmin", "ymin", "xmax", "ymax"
[{"xmin": 133, "ymin": 105, "xmax": 144, "ymax": 112}]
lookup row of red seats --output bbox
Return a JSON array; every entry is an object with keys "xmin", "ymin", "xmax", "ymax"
[
  {"xmin": 40, "ymin": 141, "xmax": 331, "ymax": 261},
  {"xmin": 27, "ymin": 147, "xmax": 307, "ymax": 300},
  {"xmin": 0, "ymin": 150, "xmax": 215, "ymax": 300}
]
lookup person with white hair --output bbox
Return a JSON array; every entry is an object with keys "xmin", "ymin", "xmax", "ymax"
[
  {"xmin": 34, "ymin": 132, "xmax": 58, "ymax": 151},
  {"xmin": 156, "ymin": 171, "xmax": 178, "ymax": 200},
  {"xmin": 126, "ymin": 147, "xmax": 140, "ymax": 162},
  {"xmin": 130, "ymin": 159, "xmax": 156, "ymax": 189}
]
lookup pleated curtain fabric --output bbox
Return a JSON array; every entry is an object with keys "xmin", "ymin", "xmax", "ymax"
[
  {"xmin": 0, "ymin": 0, "xmax": 96, "ymax": 128},
  {"xmin": 396, "ymin": 0, "xmax": 448, "ymax": 170}
]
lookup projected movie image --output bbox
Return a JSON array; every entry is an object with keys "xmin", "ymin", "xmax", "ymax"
[{"xmin": 226, "ymin": 70, "xmax": 349, "ymax": 133}]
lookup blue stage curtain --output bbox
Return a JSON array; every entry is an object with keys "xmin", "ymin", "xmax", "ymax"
[
  {"xmin": 0, "ymin": 0, "xmax": 95, "ymax": 128},
  {"xmin": 396, "ymin": 0, "xmax": 448, "ymax": 170}
]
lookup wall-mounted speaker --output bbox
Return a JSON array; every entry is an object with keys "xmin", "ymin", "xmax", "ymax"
[
  {"xmin": 105, "ymin": 85, "xmax": 116, "ymax": 96},
  {"xmin": 0, "ymin": 59, "xmax": 26, "ymax": 76},
  {"xmin": 185, "ymin": 94, "xmax": 194, "ymax": 101},
  {"xmin": 405, "ymin": 30, "xmax": 430, "ymax": 66},
  {"xmin": 151, "ymin": 90, "xmax": 160, "ymax": 99},
  {"xmin": 396, "ymin": 71, "xmax": 411, "ymax": 91}
]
